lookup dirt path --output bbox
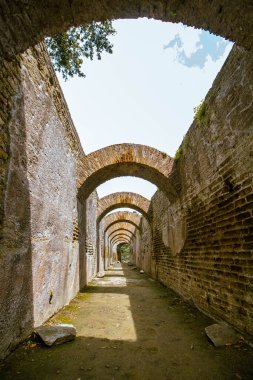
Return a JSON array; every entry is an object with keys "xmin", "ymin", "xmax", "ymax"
[{"xmin": 1, "ymin": 263, "xmax": 253, "ymax": 380}]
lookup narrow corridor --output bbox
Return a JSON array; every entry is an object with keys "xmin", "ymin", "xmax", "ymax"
[{"xmin": 1, "ymin": 264, "xmax": 253, "ymax": 380}]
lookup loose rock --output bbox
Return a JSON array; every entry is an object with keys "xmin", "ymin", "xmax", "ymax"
[
  {"xmin": 34, "ymin": 324, "xmax": 76, "ymax": 347},
  {"xmin": 205, "ymin": 323, "xmax": 239, "ymax": 347}
]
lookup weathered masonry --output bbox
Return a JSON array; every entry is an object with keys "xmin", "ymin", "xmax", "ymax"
[{"xmin": 0, "ymin": 0, "xmax": 253, "ymax": 360}]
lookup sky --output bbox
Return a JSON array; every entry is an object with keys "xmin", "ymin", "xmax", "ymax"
[{"xmin": 58, "ymin": 19, "xmax": 232, "ymax": 199}]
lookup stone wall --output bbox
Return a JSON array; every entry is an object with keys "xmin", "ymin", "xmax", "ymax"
[
  {"xmin": 134, "ymin": 45, "xmax": 253, "ymax": 336},
  {"xmin": 139, "ymin": 218, "xmax": 152, "ymax": 275},
  {"xmin": 85, "ymin": 191, "xmax": 99, "ymax": 283},
  {"xmin": 23, "ymin": 46, "xmax": 80, "ymax": 326},
  {"xmin": 78, "ymin": 191, "xmax": 100, "ymax": 289},
  {"xmin": 0, "ymin": 53, "xmax": 34, "ymax": 359},
  {"xmin": 0, "ymin": 43, "xmax": 98, "ymax": 358}
]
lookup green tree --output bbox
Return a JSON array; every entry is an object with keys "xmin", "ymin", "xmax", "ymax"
[{"xmin": 46, "ymin": 21, "xmax": 116, "ymax": 80}]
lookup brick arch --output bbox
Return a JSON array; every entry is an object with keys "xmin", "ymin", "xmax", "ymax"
[
  {"xmin": 2, "ymin": 2, "xmax": 253, "ymax": 59},
  {"xmin": 108, "ymin": 227, "xmax": 136, "ymax": 240},
  {"xmin": 103, "ymin": 211, "xmax": 141, "ymax": 233},
  {"xmin": 109, "ymin": 231, "xmax": 134, "ymax": 242},
  {"xmin": 78, "ymin": 144, "xmax": 175, "ymax": 200},
  {"xmin": 105, "ymin": 220, "xmax": 140, "ymax": 235},
  {"xmin": 97, "ymin": 192, "xmax": 150, "ymax": 223},
  {"xmin": 107, "ymin": 223, "xmax": 137, "ymax": 237},
  {"xmin": 111, "ymin": 235, "xmax": 132, "ymax": 245},
  {"xmin": 111, "ymin": 236, "xmax": 131, "ymax": 245}
]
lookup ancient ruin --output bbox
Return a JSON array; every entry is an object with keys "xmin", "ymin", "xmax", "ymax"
[{"xmin": 0, "ymin": 2, "xmax": 253, "ymax": 378}]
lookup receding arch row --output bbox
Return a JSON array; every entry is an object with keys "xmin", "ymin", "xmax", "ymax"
[
  {"xmin": 97, "ymin": 192, "xmax": 150, "ymax": 223},
  {"xmin": 103, "ymin": 211, "xmax": 142, "ymax": 234},
  {"xmin": 111, "ymin": 235, "xmax": 132, "ymax": 245},
  {"xmin": 2, "ymin": 1, "xmax": 253, "ymax": 59},
  {"xmin": 78, "ymin": 144, "xmax": 175, "ymax": 200},
  {"xmin": 111, "ymin": 237, "xmax": 131, "ymax": 246},
  {"xmin": 110, "ymin": 231, "xmax": 134, "ymax": 243},
  {"xmin": 108, "ymin": 227, "xmax": 136, "ymax": 240}
]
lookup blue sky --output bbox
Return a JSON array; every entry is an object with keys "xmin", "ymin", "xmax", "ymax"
[{"xmin": 58, "ymin": 19, "xmax": 232, "ymax": 199}]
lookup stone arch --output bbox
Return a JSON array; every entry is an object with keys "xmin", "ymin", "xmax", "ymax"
[
  {"xmin": 97, "ymin": 192, "xmax": 150, "ymax": 222},
  {"xmin": 103, "ymin": 211, "xmax": 141, "ymax": 233},
  {"xmin": 78, "ymin": 144, "xmax": 175, "ymax": 200},
  {"xmin": 2, "ymin": 2, "xmax": 253, "ymax": 59}
]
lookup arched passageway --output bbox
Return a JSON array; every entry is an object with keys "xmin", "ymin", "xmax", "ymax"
[
  {"xmin": 99, "ymin": 211, "xmax": 141, "ymax": 270},
  {"xmin": 116, "ymin": 242, "xmax": 131, "ymax": 263},
  {"xmin": 109, "ymin": 236, "xmax": 132, "ymax": 263},
  {"xmin": 116, "ymin": 242, "xmax": 131, "ymax": 262},
  {"xmin": 96, "ymin": 195, "xmax": 151, "ymax": 273},
  {"xmin": 1, "ymin": 0, "xmax": 253, "ymax": 364},
  {"xmin": 112, "ymin": 239, "xmax": 131, "ymax": 262},
  {"xmin": 1, "ymin": 0, "xmax": 253, "ymax": 59},
  {"xmin": 97, "ymin": 192, "xmax": 150, "ymax": 222}
]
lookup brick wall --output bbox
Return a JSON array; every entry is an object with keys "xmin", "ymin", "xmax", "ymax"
[{"xmin": 134, "ymin": 46, "xmax": 253, "ymax": 336}]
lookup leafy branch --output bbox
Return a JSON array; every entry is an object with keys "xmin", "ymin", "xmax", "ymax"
[{"xmin": 46, "ymin": 21, "xmax": 116, "ymax": 80}]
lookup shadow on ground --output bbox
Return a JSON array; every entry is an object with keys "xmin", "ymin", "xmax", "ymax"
[{"xmin": 1, "ymin": 263, "xmax": 253, "ymax": 380}]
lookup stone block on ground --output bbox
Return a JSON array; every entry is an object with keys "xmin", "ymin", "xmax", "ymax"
[
  {"xmin": 205, "ymin": 323, "xmax": 239, "ymax": 347},
  {"xmin": 34, "ymin": 324, "xmax": 76, "ymax": 347}
]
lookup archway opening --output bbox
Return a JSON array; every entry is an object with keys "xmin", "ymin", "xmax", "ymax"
[{"xmin": 117, "ymin": 243, "xmax": 131, "ymax": 263}]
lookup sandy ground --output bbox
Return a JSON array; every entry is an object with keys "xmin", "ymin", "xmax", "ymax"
[{"xmin": 1, "ymin": 263, "xmax": 253, "ymax": 380}]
